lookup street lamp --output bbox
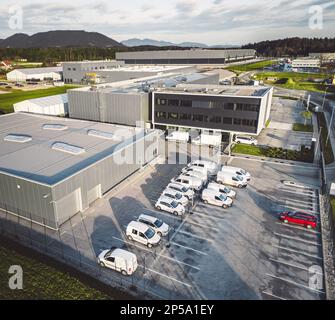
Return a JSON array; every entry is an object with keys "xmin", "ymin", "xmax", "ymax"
[{"xmin": 321, "ymin": 86, "xmax": 330, "ymax": 111}]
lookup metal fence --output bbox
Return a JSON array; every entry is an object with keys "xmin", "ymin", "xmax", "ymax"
[{"xmin": 0, "ymin": 206, "xmax": 197, "ymax": 300}]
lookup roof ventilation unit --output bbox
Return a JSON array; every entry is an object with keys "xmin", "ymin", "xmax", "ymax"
[
  {"xmin": 4, "ymin": 134, "xmax": 32, "ymax": 143},
  {"xmin": 52, "ymin": 142, "xmax": 85, "ymax": 155},
  {"xmin": 87, "ymin": 129, "xmax": 118, "ymax": 140},
  {"xmin": 42, "ymin": 124, "xmax": 68, "ymax": 131}
]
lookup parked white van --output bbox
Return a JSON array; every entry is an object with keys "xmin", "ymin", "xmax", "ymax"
[
  {"xmin": 161, "ymin": 188, "xmax": 189, "ymax": 206},
  {"xmin": 126, "ymin": 221, "xmax": 161, "ymax": 248},
  {"xmin": 216, "ymin": 172, "xmax": 248, "ymax": 188},
  {"xmin": 180, "ymin": 170, "xmax": 207, "ymax": 185},
  {"xmin": 220, "ymin": 166, "xmax": 251, "ymax": 181},
  {"xmin": 235, "ymin": 136, "xmax": 258, "ymax": 145},
  {"xmin": 155, "ymin": 196, "xmax": 185, "ymax": 216},
  {"xmin": 166, "ymin": 131, "xmax": 189, "ymax": 143},
  {"xmin": 201, "ymin": 188, "xmax": 233, "ymax": 208},
  {"xmin": 181, "ymin": 165, "xmax": 208, "ymax": 178},
  {"xmin": 171, "ymin": 174, "xmax": 203, "ymax": 191},
  {"xmin": 97, "ymin": 247, "xmax": 138, "ymax": 275},
  {"xmin": 187, "ymin": 160, "xmax": 218, "ymax": 175},
  {"xmin": 207, "ymin": 182, "xmax": 236, "ymax": 199},
  {"xmin": 137, "ymin": 214, "xmax": 169, "ymax": 237},
  {"xmin": 192, "ymin": 132, "xmax": 221, "ymax": 147},
  {"xmin": 166, "ymin": 183, "xmax": 195, "ymax": 200}
]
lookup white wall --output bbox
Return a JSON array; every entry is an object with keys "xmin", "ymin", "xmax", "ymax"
[
  {"xmin": 7, "ymin": 70, "xmax": 62, "ymax": 82},
  {"xmin": 14, "ymin": 102, "xmax": 68, "ymax": 116}
]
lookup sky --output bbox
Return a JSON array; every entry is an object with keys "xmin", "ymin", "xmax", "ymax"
[{"xmin": 0, "ymin": 0, "xmax": 334, "ymax": 45}]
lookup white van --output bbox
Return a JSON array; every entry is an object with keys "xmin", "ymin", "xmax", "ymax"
[
  {"xmin": 155, "ymin": 196, "xmax": 185, "ymax": 216},
  {"xmin": 221, "ymin": 166, "xmax": 251, "ymax": 181},
  {"xmin": 137, "ymin": 214, "xmax": 169, "ymax": 237},
  {"xmin": 216, "ymin": 172, "xmax": 247, "ymax": 188},
  {"xmin": 166, "ymin": 131, "xmax": 189, "ymax": 143},
  {"xmin": 180, "ymin": 170, "xmax": 207, "ymax": 185},
  {"xmin": 181, "ymin": 165, "xmax": 208, "ymax": 178},
  {"xmin": 97, "ymin": 247, "xmax": 138, "ymax": 276},
  {"xmin": 161, "ymin": 188, "xmax": 189, "ymax": 206},
  {"xmin": 166, "ymin": 183, "xmax": 195, "ymax": 200},
  {"xmin": 192, "ymin": 132, "xmax": 221, "ymax": 147},
  {"xmin": 235, "ymin": 136, "xmax": 258, "ymax": 145},
  {"xmin": 187, "ymin": 160, "xmax": 218, "ymax": 175},
  {"xmin": 126, "ymin": 221, "xmax": 161, "ymax": 248},
  {"xmin": 201, "ymin": 188, "xmax": 233, "ymax": 208},
  {"xmin": 171, "ymin": 174, "xmax": 203, "ymax": 191},
  {"xmin": 207, "ymin": 182, "xmax": 236, "ymax": 199}
]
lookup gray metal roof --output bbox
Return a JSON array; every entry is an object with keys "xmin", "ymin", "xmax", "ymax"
[
  {"xmin": 9, "ymin": 67, "xmax": 62, "ymax": 75},
  {"xmin": 0, "ymin": 113, "xmax": 150, "ymax": 186}
]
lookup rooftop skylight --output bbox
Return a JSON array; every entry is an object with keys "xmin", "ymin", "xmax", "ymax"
[
  {"xmin": 87, "ymin": 129, "xmax": 119, "ymax": 140},
  {"xmin": 52, "ymin": 142, "xmax": 85, "ymax": 155},
  {"xmin": 42, "ymin": 124, "xmax": 68, "ymax": 131},
  {"xmin": 4, "ymin": 134, "xmax": 32, "ymax": 143}
]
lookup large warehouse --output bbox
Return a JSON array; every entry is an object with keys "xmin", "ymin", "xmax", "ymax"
[
  {"xmin": 7, "ymin": 67, "xmax": 63, "ymax": 82},
  {"xmin": 0, "ymin": 113, "xmax": 161, "ymax": 229},
  {"xmin": 116, "ymin": 49, "xmax": 256, "ymax": 65},
  {"xmin": 14, "ymin": 94, "xmax": 68, "ymax": 116}
]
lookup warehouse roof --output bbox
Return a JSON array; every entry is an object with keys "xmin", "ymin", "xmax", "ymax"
[
  {"xmin": 8, "ymin": 67, "xmax": 62, "ymax": 75},
  {"xmin": 14, "ymin": 94, "xmax": 68, "ymax": 108},
  {"xmin": 0, "ymin": 113, "xmax": 152, "ymax": 185}
]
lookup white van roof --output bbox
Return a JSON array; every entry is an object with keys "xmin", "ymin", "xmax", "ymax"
[
  {"xmin": 178, "ymin": 174, "xmax": 201, "ymax": 182},
  {"xmin": 138, "ymin": 214, "xmax": 158, "ymax": 224},
  {"xmin": 128, "ymin": 221, "xmax": 150, "ymax": 233},
  {"xmin": 112, "ymin": 248, "xmax": 136, "ymax": 261},
  {"xmin": 157, "ymin": 195, "xmax": 176, "ymax": 204}
]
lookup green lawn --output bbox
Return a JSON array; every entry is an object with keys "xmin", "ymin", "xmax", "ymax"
[
  {"xmin": 0, "ymin": 243, "xmax": 109, "ymax": 300},
  {"xmin": 0, "ymin": 86, "xmax": 79, "ymax": 113},
  {"xmin": 226, "ymin": 60, "xmax": 277, "ymax": 72},
  {"xmin": 293, "ymin": 123, "xmax": 313, "ymax": 132},
  {"xmin": 232, "ymin": 144, "xmax": 266, "ymax": 156},
  {"xmin": 330, "ymin": 196, "xmax": 335, "ymax": 222}
]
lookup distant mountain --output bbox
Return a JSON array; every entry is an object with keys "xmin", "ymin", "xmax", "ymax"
[
  {"xmin": 0, "ymin": 30, "xmax": 124, "ymax": 48},
  {"xmin": 121, "ymin": 38, "xmax": 239, "ymax": 48}
]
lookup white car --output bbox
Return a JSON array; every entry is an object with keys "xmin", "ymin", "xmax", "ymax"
[
  {"xmin": 181, "ymin": 165, "xmax": 208, "ymax": 178},
  {"xmin": 162, "ymin": 188, "xmax": 189, "ymax": 206},
  {"xmin": 155, "ymin": 196, "xmax": 185, "ymax": 216},
  {"xmin": 171, "ymin": 174, "xmax": 202, "ymax": 191},
  {"xmin": 166, "ymin": 131, "xmax": 189, "ymax": 143},
  {"xmin": 180, "ymin": 171, "xmax": 207, "ymax": 185},
  {"xmin": 166, "ymin": 183, "xmax": 195, "ymax": 200},
  {"xmin": 181, "ymin": 167, "xmax": 208, "ymax": 183},
  {"xmin": 187, "ymin": 160, "xmax": 218, "ymax": 175},
  {"xmin": 97, "ymin": 247, "xmax": 138, "ymax": 276},
  {"xmin": 221, "ymin": 166, "xmax": 251, "ymax": 181},
  {"xmin": 137, "ymin": 214, "xmax": 169, "ymax": 237},
  {"xmin": 207, "ymin": 182, "xmax": 236, "ymax": 199},
  {"xmin": 126, "ymin": 221, "xmax": 161, "ymax": 248},
  {"xmin": 201, "ymin": 188, "xmax": 233, "ymax": 208},
  {"xmin": 217, "ymin": 172, "xmax": 248, "ymax": 188},
  {"xmin": 234, "ymin": 136, "xmax": 258, "ymax": 145}
]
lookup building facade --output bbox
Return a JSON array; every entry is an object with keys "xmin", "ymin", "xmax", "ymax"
[
  {"xmin": 7, "ymin": 67, "xmax": 63, "ymax": 82},
  {"xmin": 291, "ymin": 59, "xmax": 320, "ymax": 69}
]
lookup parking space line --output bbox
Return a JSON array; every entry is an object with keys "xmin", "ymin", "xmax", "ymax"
[
  {"xmin": 137, "ymin": 265, "xmax": 192, "ymax": 288},
  {"xmin": 273, "ymin": 245, "xmax": 323, "ymax": 260},
  {"xmin": 169, "ymin": 241, "xmax": 208, "ymax": 256},
  {"xmin": 275, "ymin": 222, "xmax": 321, "ymax": 234},
  {"xmin": 278, "ymin": 189, "xmax": 317, "ymax": 198},
  {"xmin": 269, "ymin": 258, "xmax": 324, "ymax": 275},
  {"xmin": 266, "ymin": 273, "xmax": 325, "ymax": 294},
  {"xmin": 185, "ymin": 220, "xmax": 219, "ymax": 231},
  {"xmin": 192, "ymin": 210, "xmax": 227, "ymax": 221},
  {"xmin": 280, "ymin": 204, "xmax": 319, "ymax": 215},
  {"xmin": 112, "ymin": 236, "xmax": 200, "ymax": 271},
  {"xmin": 262, "ymin": 291, "xmax": 287, "ymax": 300},
  {"xmin": 177, "ymin": 229, "xmax": 214, "ymax": 242},
  {"xmin": 282, "ymin": 198, "xmax": 318, "ymax": 207},
  {"xmin": 274, "ymin": 232, "xmax": 321, "ymax": 246}
]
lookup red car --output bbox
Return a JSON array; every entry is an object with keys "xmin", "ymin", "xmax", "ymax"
[{"xmin": 279, "ymin": 211, "xmax": 317, "ymax": 229}]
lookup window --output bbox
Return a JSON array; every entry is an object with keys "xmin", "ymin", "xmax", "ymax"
[
  {"xmin": 180, "ymin": 113, "xmax": 191, "ymax": 121},
  {"xmin": 156, "ymin": 111, "xmax": 167, "ymax": 119},
  {"xmin": 139, "ymin": 232, "xmax": 146, "ymax": 238},
  {"xmin": 43, "ymin": 124, "xmax": 68, "ymax": 131},
  {"xmin": 4, "ymin": 134, "xmax": 32, "ymax": 143},
  {"xmin": 181, "ymin": 100, "xmax": 192, "ymax": 107},
  {"xmin": 132, "ymin": 229, "xmax": 138, "ymax": 235},
  {"xmin": 157, "ymin": 98, "xmax": 166, "ymax": 105},
  {"xmin": 236, "ymin": 104, "xmax": 243, "ymax": 111},
  {"xmin": 168, "ymin": 99, "xmax": 179, "ymax": 106},
  {"xmin": 193, "ymin": 114, "xmax": 207, "ymax": 122},
  {"xmin": 215, "ymin": 196, "xmax": 221, "ymax": 201},
  {"xmin": 209, "ymin": 116, "xmax": 221, "ymax": 123},
  {"xmin": 107, "ymin": 257, "xmax": 115, "ymax": 263},
  {"xmin": 72, "ymin": 68, "xmax": 76, "ymax": 71},
  {"xmin": 233, "ymin": 118, "xmax": 242, "ymax": 125},
  {"xmin": 52, "ymin": 142, "xmax": 85, "ymax": 155},
  {"xmin": 168, "ymin": 112, "xmax": 178, "ymax": 119},
  {"xmin": 244, "ymin": 104, "xmax": 259, "ymax": 112},
  {"xmin": 222, "ymin": 117, "xmax": 232, "ymax": 124},
  {"xmin": 225, "ymin": 103, "xmax": 234, "ymax": 110},
  {"xmin": 242, "ymin": 119, "xmax": 257, "ymax": 126},
  {"xmin": 213, "ymin": 102, "xmax": 224, "ymax": 109}
]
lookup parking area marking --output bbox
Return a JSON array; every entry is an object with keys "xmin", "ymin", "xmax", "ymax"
[
  {"xmin": 138, "ymin": 265, "xmax": 192, "ymax": 288},
  {"xmin": 112, "ymin": 236, "xmax": 200, "ymax": 270},
  {"xmin": 275, "ymin": 222, "xmax": 321, "ymax": 234},
  {"xmin": 273, "ymin": 244, "xmax": 323, "ymax": 260},
  {"xmin": 278, "ymin": 189, "xmax": 317, "ymax": 198},
  {"xmin": 266, "ymin": 273, "xmax": 325, "ymax": 294},
  {"xmin": 269, "ymin": 258, "xmax": 324, "ymax": 275},
  {"xmin": 280, "ymin": 205, "xmax": 319, "ymax": 215},
  {"xmin": 262, "ymin": 291, "xmax": 287, "ymax": 300},
  {"xmin": 169, "ymin": 241, "xmax": 208, "ymax": 256},
  {"xmin": 191, "ymin": 210, "xmax": 227, "ymax": 221},
  {"xmin": 177, "ymin": 229, "xmax": 214, "ymax": 242},
  {"xmin": 282, "ymin": 198, "xmax": 317, "ymax": 207},
  {"xmin": 185, "ymin": 219, "xmax": 220, "ymax": 231},
  {"xmin": 274, "ymin": 232, "xmax": 321, "ymax": 246}
]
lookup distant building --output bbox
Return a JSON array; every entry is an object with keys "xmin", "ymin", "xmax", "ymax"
[
  {"xmin": 14, "ymin": 94, "xmax": 68, "ymax": 116},
  {"xmin": 291, "ymin": 58, "xmax": 320, "ymax": 69},
  {"xmin": 116, "ymin": 49, "xmax": 256, "ymax": 65},
  {"xmin": 0, "ymin": 60, "xmax": 13, "ymax": 71},
  {"xmin": 309, "ymin": 52, "xmax": 335, "ymax": 63},
  {"xmin": 7, "ymin": 67, "xmax": 62, "ymax": 82}
]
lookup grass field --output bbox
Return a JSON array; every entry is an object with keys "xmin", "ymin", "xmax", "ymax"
[
  {"xmin": 293, "ymin": 123, "xmax": 313, "ymax": 132},
  {"xmin": 226, "ymin": 60, "xmax": 277, "ymax": 72},
  {"xmin": 232, "ymin": 144, "xmax": 266, "ymax": 156},
  {"xmin": 0, "ymin": 242, "xmax": 109, "ymax": 300},
  {"xmin": 0, "ymin": 86, "xmax": 79, "ymax": 113}
]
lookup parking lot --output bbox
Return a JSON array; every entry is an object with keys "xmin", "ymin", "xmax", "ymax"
[{"xmin": 53, "ymin": 147, "xmax": 325, "ymax": 300}]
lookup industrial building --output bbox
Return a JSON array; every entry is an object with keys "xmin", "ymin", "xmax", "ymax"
[
  {"xmin": 152, "ymin": 84, "xmax": 273, "ymax": 135},
  {"xmin": 6, "ymin": 67, "xmax": 63, "ymax": 82},
  {"xmin": 115, "ymin": 49, "xmax": 256, "ymax": 65},
  {"xmin": 291, "ymin": 58, "xmax": 320, "ymax": 69},
  {"xmin": 0, "ymin": 113, "xmax": 161, "ymax": 229},
  {"xmin": 309, "ymin": 52, "xmax": 335, "ymax": 63},
  {"xmin": 62, "ymin": 60, "xmax": 195, "ymax": 84},
  {"xmin": 14, "ymin": 94, "xmax": 69, "ymax": 116},
  {"xmin": 68, "ymin": 71, "xmax": 220, "ymax": 127}
]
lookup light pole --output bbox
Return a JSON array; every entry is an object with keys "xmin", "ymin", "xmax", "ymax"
[
  {"xmin": 321, "ymin": 86, "xmax": 330, "ymax": 111},
  {"xmin": 326, "ymin": 103, "xmax": 335, "ymax": 145}
]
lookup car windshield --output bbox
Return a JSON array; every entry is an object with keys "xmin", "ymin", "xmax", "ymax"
[
  {"xmin": 154, "ymin": 219, "xmax": 163, "ymax": 228},
  {"xmin": 171, "ymin": 200, "xmax": 179, "ymax": 208},
  {"xmin": 145, "ymin": 228, "xmax": 156, "ymax": 239},
  {"xmin": 223, "ymin": 186, "xmax": 230, "ymax": 193},
  {"xmin": 236, "ymin": 175, "xmax": 243, "ymax": 181},
  {"xmin": 175, "ymin": 192, "xmax": 182, "ymax": 199},
  {"xmin": 181, "ymin": 186, "xmax": 188, "ymax": 192},
  {"xmin": 219, "ymin": 194, "xmax": 227, "ymax": 201}
]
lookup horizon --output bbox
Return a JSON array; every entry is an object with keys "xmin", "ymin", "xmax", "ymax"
[{"xmin": 0, "ymin": 0, "xmax": 334, "ymax": 46}]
